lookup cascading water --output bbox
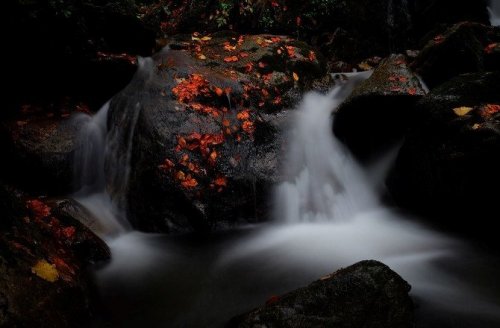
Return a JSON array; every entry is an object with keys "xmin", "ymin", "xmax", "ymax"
[
  {"xmin": 489, "ymin": 0, "xmax": 500, "ymax": 26},
  {"xmin": 89, "ymin": 71, "xmax": 500, "ymax": 327},
  {"xmin": 71, "ymin": 57, "xmax": 154, "ymax": 237},
  {"xmin": 275, "ymin": 72, "xmax": 377, "ymax": 223}
]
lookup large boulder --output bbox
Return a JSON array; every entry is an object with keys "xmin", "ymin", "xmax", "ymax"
[
  {"xmin": 333, "ymin": 54, "xmax": 427, "ymax": 161},
  {"xmin": 0, "ymin": 184, "xmax": 109, "ymax": 327},
  {"xmin": 411, "ymin": 22, "xmax": 500, "ymax": 89},
  {"xmin": 110, "ymin": 33, "xmax": 331, "ymax": 232},
  {"xmin": 227, "ymin": 260, "xmax": 413, "ymax": 328},
  {"xmin": 387, "ymin": 72, "xmax": 500, "ymax": 241}
]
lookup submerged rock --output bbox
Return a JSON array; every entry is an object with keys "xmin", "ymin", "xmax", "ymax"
[
  {"xmin": 334, "ymin": 54, "xmax": 426, "ymax": 161},
  {"xmin": 0, "ymin": 183, "xmax": 109, "ymax": 327},
  {"xmin": 110, "ymin": 33, "xmax": 331, "ymax": 233},
  {"xmin": 387, "ymin": 72, "xmax": 500, "ymax": 242},
  {"xmin": 227, "ymin": 260, "xmax": 413, "ymax": 328}
]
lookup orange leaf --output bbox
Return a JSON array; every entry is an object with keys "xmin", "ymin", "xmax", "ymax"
[
  {"xmin": 223, "ymin": 119, "xmax": 230, "ymax": 127},
  {"xmin": 181, "ymin": 177, "xmax": 198, "ymax": 188},
  {"xmin": 215, "ymin": 87, "xmax": 224, "ymax": 97},
  {"xmin": 293, "ymin": 72, "xmax": 299, "ymax": 81},
  {"xmin": 224, "ymin": 56, "xmax": 239, "ymax": 62},
  {"xmin": 240, "ymin": 52, "xmax": 249, "ymax": 58},
  {"xmin": 237, "ymin": 110, "xmax": 250, "ymax": 120},
  {"xmin": 407, "ymin": 88, "xmax": 417, "ymax": 95},
  {"xmin": 214, "ymin": 176, "xmax": 227, "ymax": 187},
  {"xmin": 485, "ymin": 43, "xmax": 498, "ymax": 54}
]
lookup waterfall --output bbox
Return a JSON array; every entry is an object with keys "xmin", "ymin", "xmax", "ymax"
[
  {"xmin": 490, "ymin": 0, "xmax": 500, "ymax": 26},
  {"xmin": 275, "ymin": 72, "xmax": 377, "ymax": 223},
  {"xmin": 72, "ymin": 57, "xmax": 153, "ymax": 237}
]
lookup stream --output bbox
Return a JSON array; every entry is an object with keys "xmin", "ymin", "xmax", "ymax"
[{"xmin": 71, "ymin": 55, "xmax": 500, "ymax": 328}]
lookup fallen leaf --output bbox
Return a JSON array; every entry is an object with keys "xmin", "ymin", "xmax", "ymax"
[
  {"xmin": 453, "ymin": 106, "xmax": 473, "ymax": 116},
  {"xmin": 181, "ymin": 176, "xmax": 198, "ymax": 188},
  {"xmin": 224, "ymin": 56, "xmax": 239, "ymax": 63},
  {"xmin": 240, "ymin": 52, "xmax": 249, "ymax": 58},
  {"xmin": 407, "ymin": 88, "xmax": 417, "ymax": 95},
  {"xmin": 214, "ymin": 176, "xmax": 227, "ymax": 187},
  {"xmin": 32, "ymin": 260, "xmax": 59, "ymax": 282},
  {"xmin": 198, "ymin": 54, "xmax": 207, "ymax": 60},
  {"xmin": 484, "ymin": 43, "xmax": 498, "ymax": 54},
  {"xmin": 293, "ymin": 72, "xmax": 299, "ymax": 81},
  {"xmin": 201, "ymin": 36, "xmax": 212, "ymax": 41},
  {"xmin": 214, "ymin": 87, "xmax": 224, "ymax": 97},
  {"xmin": 358, "ymin": 62, "xmax": 372, "ymax": 71}
]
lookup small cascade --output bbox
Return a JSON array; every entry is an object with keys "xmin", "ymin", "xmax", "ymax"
[
  {"xmin": 275, "ymin": 72, "xmax": 377, "ymax": 223},
  {"xmin": 72, "ymin": 57, "xmax": 154, "ymax": 237}
]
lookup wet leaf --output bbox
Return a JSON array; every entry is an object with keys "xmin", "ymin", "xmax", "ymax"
[
  {"xmin": 224, "ymin": 56, "xmax": 239, "ymax": 63},
  {"xmin": 453, "ymin": 106, "xmax": 473, "ymax": 116},
  {"xmin": 32, "ymin": 260, "xmax": 59, "ymax": 282}
]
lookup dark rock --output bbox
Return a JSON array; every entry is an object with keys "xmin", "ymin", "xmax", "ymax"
[
  {"xmin": 109, "ymin": 34, "xmax": 331, "ymax": 232},
  {"xmin": 334, "ymin": 54, "xmax": 427, "ymax": 162},
  {"xmin": 5, "ymin": 0, "xmax": 154, "ymax": 113},
  {"xmin": 413, "ymin": 0, "xmax": 490, "ymax": 40},
  {"xmin": 227, "ymin": 260, "xmax": 413, "ymax": 328},
  {"xmin": 0, "ymin": 114, "xmax": 82, "ymax": 194},
  {"xmin": 411, "ymin": 22, "xmax": 499, "ymax": 89},
  {"xmin": 387, "ymin": 72, "xmax": 500, "ymax": 242},
  {"xmin": 0, "ymin": 186, "xmax": 109, "ymax": 327}
]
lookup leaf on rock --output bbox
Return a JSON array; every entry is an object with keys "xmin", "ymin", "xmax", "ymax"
[
  {"xmin": 32, "ymin": 260, "xmax": 59, "ymax": 282},
  {"xmin": 453, "ymin": 106, "xmax": 473, "ymax": 116},
  {"xmin": 224, "ymin": 56, "xmax": 239, "ymax": 62}
]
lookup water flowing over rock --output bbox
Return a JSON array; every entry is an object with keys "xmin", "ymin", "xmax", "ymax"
[
  {"xmin": 228, "ymin": 260, "xmax": 413, "ymax": 328},
  {"xmin": 108, "ymin": 33, "xmax": 331, "ymax": 232},
  {"xmin": 333, "ymin": 54, "xmax": 426, "ymax": 161}
]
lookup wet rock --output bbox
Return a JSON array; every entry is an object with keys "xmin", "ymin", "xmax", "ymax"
[
  {"xmin": 411, "ymin": 22, "xmax": 499, "ymax": 89},
  {"xmin": 387, "ymin": 72, "xmax": 500, "ymax": 241},
  {"xmin": 334, "ymin": 54, "xmax": 426, "ymax": 162},
  {"xmin": 0, "ymin": 113, "xmax": 82, "ymax": 194},
  {"xmin": 0, "ymin": 185, "xmax": 109, "ymax": 327},
  {"xmin": 227, "ymin": 260, "xmax": 413, "ymax": 328},
  {"xmin": 109, "ymin": 33, "xmax": 331, "ymax": 232}
]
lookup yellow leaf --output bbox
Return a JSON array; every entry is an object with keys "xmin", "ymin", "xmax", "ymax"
[
  {"xmin": 293, "ymin": 72, "xmax": 299, "ymax": 81},
  {"xmin": 32, "ymin": 260, "xmax": 59, "ymax": 282},
  {"xmin": 201, "ymin": 36, "xmax": 212, "ymax": 41},
  {"xmin": 191, "ymin": 36, "xmax": 201, "ymax": 41},
  {"xmin": 453, "ymin": 106, "xmax": 473, "ymax": 116},
  {"xmin": 358, "ymin": 61, "xmax": 373, "ymax": 71},
  {"xmin": 198, "ymin": 54, "xmax": 207, "ymax": 60},
  {"xmin": 472, "ymin": 123, "xmax": 481, "ymax": 130}
]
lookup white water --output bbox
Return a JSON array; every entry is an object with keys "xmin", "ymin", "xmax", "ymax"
[
  {"xmin": 89, "ymin": 72, "xmax": 500, "ymax": 327},
  {"xmin": 71, "ymin": 57, "xmax": 154, "ymax": 237},
  {"xmin": 489, "ymin": 0, "xmax": 500, "ymax": 26}
]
